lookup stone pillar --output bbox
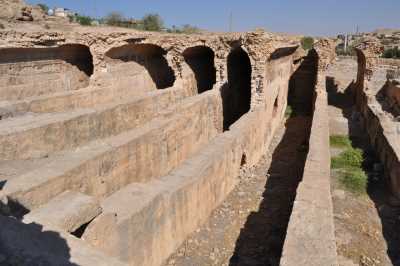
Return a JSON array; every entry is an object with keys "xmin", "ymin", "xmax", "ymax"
[{"xmin": 353, "ymin": 37, "xmax": 384, "ymax": 110}]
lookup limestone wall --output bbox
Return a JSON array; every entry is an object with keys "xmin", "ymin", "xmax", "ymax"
[
  {"xmin": 280, "ymin": 87, "xmax": 338, "ymax": 266},
  {"xmin": 359, "ymin": 97, "xmax": 400, "ymax": 199},
  {"xmin": 353, "ymin": 39, "xmax": 400, "ymax": 200},
  {"xmin": 0, "ymin": 45, "xmax": 93, "ymax": 101},
  {"xmin": 0, "ymin": 85, "xmax": 193, "ymax": 160},
  {"xmin": 3, "ymin": 88, "xmax": 222, "ymax": 209},
  {"xmin": 79, "ymin": 51, "xmax": 298, "ymax": 266},
  {"xmin": 0, "ymin": 28, "xmax": 303, "ymax": 266}
]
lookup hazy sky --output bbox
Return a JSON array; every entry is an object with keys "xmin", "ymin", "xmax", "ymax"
[{"xmin": 27, "ymin": 0, "xmax": 400, "ymax": 36}]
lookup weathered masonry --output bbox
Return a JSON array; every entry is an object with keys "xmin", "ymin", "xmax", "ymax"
[
  {"xmin": 352, "ymin": 39, "xmax": 400, "ymax": 202},
  {"xmin": 0, "ymin": 29, "xmax": 352, "ymax": 266},
  {"xmin": 0, "ymin": 30, "xmax": 305, "ymax": 265}
]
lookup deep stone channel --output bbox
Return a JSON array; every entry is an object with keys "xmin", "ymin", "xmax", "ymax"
[{"xmin": 165, "ymin": 114, "xmax": 312, "ymax": 266}]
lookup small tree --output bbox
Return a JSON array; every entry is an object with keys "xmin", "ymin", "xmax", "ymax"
[
  {"xmin": 383, "ymin": 47, "xmax": 400, "ymax": 59},
  {"xmin": 105, "ymin": 12, "xmax": 125, "ymax": 26},
  {"xmin": 181, "ymin": 24, "xmax": 200, "ymax": 34},
  {"xmin": 301, "ymin": 36, "xmax": 314, "ymax": 50},
  {"xmin": 142, "ymin": 14, "xmax": 164, "ymax": 31},
  {"xmin": 37, "ymin": 3, "xmax": 49, "ymax": 13},
  {"xmin": 75, "ymin": 15, "xmax": 93, "ymax": 26}
]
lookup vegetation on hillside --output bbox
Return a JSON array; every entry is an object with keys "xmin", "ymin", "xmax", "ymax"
[
  {"xmin": 37, "ymin": 3, "xmax": 49, "ymax": 13},
  {"xmin": 142, "ymin": 14, "xmax": 164, "ymax": 31},
  {"xmin": 74, "ymin": 15, "xmax": 93, "ymax": 26},
  {"xmin": 336, "ymin": 46, "xmax": 356, "ymax": 56},
  {"xmin": 104, "ymin": 11, "xmax": 125, "ymax": 27},
  {"xmin": 66, "ymin": 10, "xmax": 200, "ymax": 33},
  {"xmin": 382, "ymin": 47, "xmax": 400, "ymax": 59},
  {"xmin": 167, "ymin": 24, "xmax": 200, "ymax": 34}
]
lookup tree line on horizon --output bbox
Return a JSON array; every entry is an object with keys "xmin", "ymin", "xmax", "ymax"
[{"xmin": 37, "ymin": 3, "xmax": 200, "ymax": 34}]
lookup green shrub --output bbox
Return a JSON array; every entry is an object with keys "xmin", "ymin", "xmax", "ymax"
[
  {"xmin": 104, "ymin": 11, "xmax": 124, "ymax": 26},
  {"xmin": 167, "ymin": 24, "xmax": 200, "ymax": 34},
  {"xmin": 75, "ymin": 15, "xmax": 93, "ymax": 26},
  {"xmin": 339, "ymin": 168, "xmax": 368, "ymax": 194},
  {"xmin": 330, "ymin": 135, "xmax": 352, "ymax": 148},
  {"xmin": 142, "ymin": 14, "xmax": 164, "ymax": 31},
  {"xmin": 285, "ymin": 105, "xmax": 293, "ymax": 118},
  {"xmin": 301, "ymin": 36, "xmax": 314, "ymax": 50},
  {"xmin": 331, "ymin": 148, "xmax": 363, "ymax": 169},
  {"xmin": 330, "ymin": 136, "xmax": 368, "ymax": 195},
  {"xmin": 37, "ymin": 3, "xmax": 49, "ymax": 13},
  {"xmin": 383, "ymin": 47, "xmax": 400, "ymax": 59}
]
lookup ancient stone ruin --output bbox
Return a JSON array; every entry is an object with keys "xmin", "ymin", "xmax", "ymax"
[{"xmin": 0, "ymin": 8, "xmax": 400, "ymax": 266}]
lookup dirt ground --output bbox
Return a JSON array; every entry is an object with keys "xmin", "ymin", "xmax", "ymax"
[
  {"xmin": 327, "ymin": 58, "xmax": 400, "ymax": 266},
  {"xmin": 331, "ymin": 132, "xmax": 400, "ymax": 266},
  {"xmin": 164, "ymin": 115, "xmax": 311, "ymax": 266}
]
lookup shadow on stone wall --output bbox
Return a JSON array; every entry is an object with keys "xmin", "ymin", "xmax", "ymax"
[
  {"xmin": 229, "ymin": 113, "xmax": 311, "ymax": 266},
  {"xmin": 288, "ymin": 49, "xmax": 318, "ymax": 116},
  {"xmin": 220, "ymin": 47, "xmax": 252, "ymax": 131},
  {"xmin": 105, "ymin": 43, "xmax": 175, "ymax": 90},
  {"xmin": 183, "ymin": 46, "xmax": 216, "ymax": 94}
]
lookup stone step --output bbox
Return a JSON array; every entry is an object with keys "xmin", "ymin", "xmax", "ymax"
[
  {"xmin": 80, "ymin": 103, "xmax": 270, "ymax": 266},
  {"xmin": 0, "ymin": 78, "xmax": 72, "ymax": 101},
  {"xmin": 0, "ymin": 72, "xmax": 65, "ymax": 87},
  {"xmin": 0, "ymin": 90, "xmax": 222, "ymax": 211},
  {"xmin": 0, "ymin": 58, "xmax": 91, "ymax": 101},
  {"xmin": 81, "ymin": 131, "xmax": 240, "ymax": 266},
  {"xmin": 0, "ymin": 60, "xmax": 67, "ymax": 76},
  {"xmin": 0, "ymin": 86, "xmax": 192, "ymax": 160},
  {"xmin": 23, "ymin": 190, "xmax": 102, "ymax": 233},
  {"xmin": 0, "ymin": 80, "xmax": 189, "ymax": 121}
]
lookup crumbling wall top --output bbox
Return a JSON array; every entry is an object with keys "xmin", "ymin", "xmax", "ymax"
[
  {"xmin": 354, "ymin": 37, "xmax": 384, "ymax": 75},
  {"xmin": 313, "ymin": 38, "xmax": 336, "ymax": 72}
]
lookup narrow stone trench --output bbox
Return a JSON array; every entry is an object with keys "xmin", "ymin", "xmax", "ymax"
[
  {"xmin": 327, "ymin": 65, "xmax": 400, "ymax": 266},
  {"xmin": 165, "ymin": 115, "xmax": 311, "ymax": 266},
  {"xmin": 330, "ymin": 110, "xmax": 400, "ymax": 266}
]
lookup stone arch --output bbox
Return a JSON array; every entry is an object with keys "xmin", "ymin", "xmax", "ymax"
[
  {"xmin": 287, "ymin": 49, "xmax": 319, "ymax": 115},
  {"xmin": 221, "ymin": 46, "xmax": 252, "ymax": 130},
  {"xmin": 0, "ymin": 44, "xmax": 94, "ymax": 100},
  {"xmin": 0, "ymin": 44, "xmax": 94, "ymax": 77},
  {"xmin": 354, "ymin": 49, "xmax": 367, "ymax": 91},
  {"xmin": 182, "ymin": 46, "xmax": 216, "ymax": 94},
  {"xmin": 105, "ymin": 43, "xmax": 175, "ymax": 90}
]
